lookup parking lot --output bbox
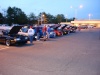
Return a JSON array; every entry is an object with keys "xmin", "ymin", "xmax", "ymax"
[{"xmin": 0, "ymin": 28, "xmax": 100, "ymax": 75}]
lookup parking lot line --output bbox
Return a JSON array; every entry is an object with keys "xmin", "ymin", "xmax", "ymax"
[{"xmin": 0, "ymin": 47, "xmax": 9, "ymax": 51}]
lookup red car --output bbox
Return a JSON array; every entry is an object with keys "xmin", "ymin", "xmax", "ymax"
[{"xmin": 51, "ymin": 24, "xmax": 63, "ymax": 36}]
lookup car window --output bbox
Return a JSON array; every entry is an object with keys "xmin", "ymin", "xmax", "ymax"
[{"xmin": 21, "ymin": 28, "xmax": 28, "ymax": 32}]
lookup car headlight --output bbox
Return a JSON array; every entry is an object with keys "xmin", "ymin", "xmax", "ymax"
[
  {"xmin": 25, "ymin": 37, "xmax": 28, "ymax": 39},
  {"xmin": 14, "ymin": 38, "xmax": 21, "ymax": 41},
  {"xmin": 35, "ymin": 36, "xmax": 37, "ymax": 38}
]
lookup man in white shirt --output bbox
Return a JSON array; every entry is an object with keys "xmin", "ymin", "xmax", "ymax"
[{"xmin": 28, "ymin": 26, "xmax": 35, "ymax": 44}]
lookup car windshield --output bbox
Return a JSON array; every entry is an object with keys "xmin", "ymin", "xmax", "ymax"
[
  {"xmin": 21, "ymin": 28, "xmax": 28, "ymax": 32},
  {"xmin": 57, "ymin": 28, "xmax": 61, "ymax": 31},
  {"xmin": 50, "ymin": 28, "xmax": 54, "ymax": 31},
  {"xmin": 57, "ymin": 26, "xmax": 61, "ymax": 29}
]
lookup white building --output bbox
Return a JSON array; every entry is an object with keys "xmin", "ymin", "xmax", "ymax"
[{"xmin": 61, "ymin": 20, "xmax": 100, "ymax": 27}]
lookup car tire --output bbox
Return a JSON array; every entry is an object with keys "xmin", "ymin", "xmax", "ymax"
[{"xmin": 6, "ymin": 40, "xmax": 11, "ymax": 46}]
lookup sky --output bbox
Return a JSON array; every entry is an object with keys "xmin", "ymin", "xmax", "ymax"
[{"xmin": 0, "ymin": 0, "xmax": 100, "ymax": 20}]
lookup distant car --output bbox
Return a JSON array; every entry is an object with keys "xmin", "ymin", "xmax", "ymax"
[
  {"xmin": 88, "ymin": 25, "xmax": 94, "ymax": 28},
  {"xmin": 70, "ymin": 26, "xmax": 77, "ymax": 33},
  {"xmin": 49, "ymin": 28, "xmax": 56, "ymax": 38},
  {"xmin": 80, "ymin": 25, "xmax": 88, "ymax": 29},
  {"xmin": 58, "ymin": 24, "xmax": 70, "ymax": 35},
  {"xmin": 0, "ymin": 26, "xmax": 28, "ymax": 46}
]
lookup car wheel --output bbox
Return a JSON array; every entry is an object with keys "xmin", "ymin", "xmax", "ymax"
[{"xmin": 6, "ymin": 40, "xmax": 11, "ymax": 46}]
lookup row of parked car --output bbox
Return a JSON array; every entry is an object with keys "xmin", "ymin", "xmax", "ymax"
[{"xmin": 0, "ymin": 24, "xmax": 77, "ymax": 46}]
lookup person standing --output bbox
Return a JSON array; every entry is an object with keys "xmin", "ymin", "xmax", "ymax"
[
  {"xmin": 42, "ymin": 25, "xmax": 47, "ymax": 41},
  {"xmin": 47, "ymin": 25, "xmax": 51, "ymax": 40},
  {"xmin": 36, "ymin": 26, "xmax": 40, "ymax": 41},
  {"xmin": 28, "ymin": 26, "xmax": 35, "ymax": 44}
]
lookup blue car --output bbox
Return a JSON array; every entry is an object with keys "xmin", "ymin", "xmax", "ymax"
[{"xmin": 49, "ymin": 28, "xmax": 56, "ymax": 38}]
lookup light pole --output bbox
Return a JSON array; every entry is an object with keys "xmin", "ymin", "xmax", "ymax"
[
  {"xmin": 70, "ymin": 5, "xmax": 83, "ymax": 19},
  {"xmin": 35, "ymin": 9, "xmax": 43, "ymax": 25},
  {"xmin": 88, "ymin": 14, "xmax": 91, "ymax": 20},
  {"xmin": 66, "ymin": 15, "xmax": 68, "ymax": 22},
  {"xmin": 41, "ymin": 14, "xmax": 44, "ymax": 25},
  {"xmin": 88, "ymin": 14, "xmax": 93, "ymax": 20}
]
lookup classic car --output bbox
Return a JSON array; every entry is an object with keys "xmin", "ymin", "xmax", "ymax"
[
  {"xmin": 0, "ymin": 26, "xmax": 28, "ymax": 46},
  {"xmin": 49, "ymin": 27, "xmax": 56, "ymax": 38},
  {"xmin": 51, "ymin": 24, "xmax": 63, "ymax": 36},
  {"xmin": 58, "ymin": 24, "xmax": 70, "ymax": 35},
  {"xmin": 70, "ymin": 26, "xmax": 77, "ymax": 33}
]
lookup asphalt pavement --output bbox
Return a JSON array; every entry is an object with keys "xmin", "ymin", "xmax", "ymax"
[{"xmin": 0, "ymin": 28, "xmax": 100, "ymax": 75}]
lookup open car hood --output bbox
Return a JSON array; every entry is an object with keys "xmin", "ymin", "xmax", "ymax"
[
  {"xmin": 9, "ymin": 26, "xmax": 22, "ymax": 35},
  {"xmin": 62, "ymin": 25, "xmax": 67, "ymax": 29},
  {"xmin": 53, "ymin": 25, "xmax": 61, "ymax": 30}
]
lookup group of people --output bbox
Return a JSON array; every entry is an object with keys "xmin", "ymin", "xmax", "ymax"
[
  {"xmin": 28, "ymin": 25, "xmax": 51, "ymax": 44},
  {"xmin": 42, "ymin": 25, "xmax": 51, "ymax": 41}
]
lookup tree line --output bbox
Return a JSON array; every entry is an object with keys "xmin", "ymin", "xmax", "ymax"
[{"xmin": 0, "ymin": 6, "xmax": 75, "ymax": 26}]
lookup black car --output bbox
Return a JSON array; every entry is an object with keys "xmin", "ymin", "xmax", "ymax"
[
  {"xmin": 59, "ymin": 24, "xmax": 70, "ymax": 35},
  {"xmin": 0, "ymin": 26, "xmax": 28, "ymax": 46},
  {"xmin": 70, "ymin": 26, "xmax": 77, "ymax": 33}
]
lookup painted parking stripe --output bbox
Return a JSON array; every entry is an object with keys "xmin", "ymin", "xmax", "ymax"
[{"xmin": 0, "ymin": 47, "xmax": 9, "ymax": 51}]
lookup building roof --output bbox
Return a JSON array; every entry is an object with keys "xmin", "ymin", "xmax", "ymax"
[{"xmin": 71, "ymin": 20, "xmax": 100, "ymax": 24}]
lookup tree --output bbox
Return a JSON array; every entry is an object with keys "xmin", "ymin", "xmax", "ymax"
[
  {"xmin": 0, "ymin": 13, "xmax": 3, "ymax": 24},
  {"xmin": 6, "ymin": 7, "xmax": 28, "ymax": 25},
  {"xmin": 37, "ymin": 12, "xmax": 48, "ymax": 24},
  {"xmin": 6, "ymin": 7, "xmax": 12, "ymax": 25},
  {"xmin": 56, "ymin": 14, "xmax": 65, "ymax": 23},
  {"xmin": 46, "ymin": 13, "xmax": 55, "ymax": 23},
  {"xmin": 67, "ymin": 17, "xmax": 75, "ymax": 22},
  {"xmin": 28, "ymin": 13, "xmax": 36, "ymax": 25},
  {"xmin": 3, "ymin": 6, "xmax": 75, "ymax": 25},
  {"xmin": 73, "ymin": 17, "xmax": 76, "ymax": 21}
]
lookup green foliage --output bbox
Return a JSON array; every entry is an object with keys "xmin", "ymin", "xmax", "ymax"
[
  {"xmin": 46, "ymin": 13, "xmax": 56, "ymax": 23},
  {"xmin": 28, "ymin": 13, "xmax": 37, "ymax": 25},
  {"xmin": 56, "ymin": 14, "xmax": 65, "ymax": 23},
  {"xmin": 1, "ymin": 6, "xmax": 75, "ymax": 25},
  {"xmin": 6, "ymin": 7, "xmax": 28, "ymax": 25},
  {"xmin": 0, "ymin": 13, "xmax": 3, "ymax": 24},
  {"xmin": 67, "ymin": 17, "xmax": 75, "ymax": 22}
]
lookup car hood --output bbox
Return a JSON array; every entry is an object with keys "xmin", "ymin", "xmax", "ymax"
[
  {"xmin": 62, "ymin": 25, "xmax": 67, "ymax": 29},
  {"xmin": 9, "ymin": 26, "xmax": 22, "ymax": 34},
  {"xmin": 54, "ymin": 25, "xmax": 61, "ymax": 30}
]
